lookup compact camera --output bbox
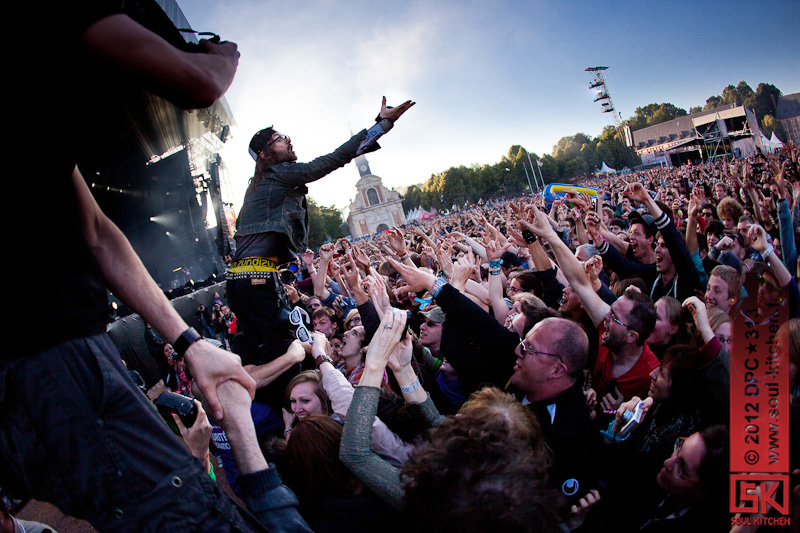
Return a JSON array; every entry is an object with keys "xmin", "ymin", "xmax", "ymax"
[{"xmin": 155, "ymin": 391, "xmax": 198, "ymax": 428}]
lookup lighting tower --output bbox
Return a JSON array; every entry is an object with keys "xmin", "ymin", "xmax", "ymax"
[{"xmin": 585, "ymin": 66, "xmax": 633, "ymax": 168}]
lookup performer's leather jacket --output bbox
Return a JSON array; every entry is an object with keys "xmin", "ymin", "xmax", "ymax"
[{"xmin": 235, "ymin": 130, "xmax": 373, "ymax": 258}]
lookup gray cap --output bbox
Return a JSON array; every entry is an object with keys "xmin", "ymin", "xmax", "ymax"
[
  {"xmin": 627, "ymin": 210, "xmax": 657, "ymax": 237},
  {"xmin": 420, "ymin": 306, "xmax": 445, "ymax": 323}
]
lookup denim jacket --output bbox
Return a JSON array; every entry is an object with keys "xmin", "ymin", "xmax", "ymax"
[{"xmin": 235, "ymin": 130, "xmax": 373, "ymax": 258}]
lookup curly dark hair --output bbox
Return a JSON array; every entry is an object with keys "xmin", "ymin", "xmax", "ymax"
[{"xmin": 400, "ymin": 387, "xmax": 561, "ymax": 533}]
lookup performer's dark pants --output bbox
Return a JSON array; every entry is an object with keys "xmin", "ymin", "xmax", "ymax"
[{"xmin": 226, "ymin": 274, "xmax": 301, "ymax": 408}]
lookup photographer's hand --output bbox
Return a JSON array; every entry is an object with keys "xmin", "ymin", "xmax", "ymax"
[{"xmin": 172, "ymin": 399, "xmax": 213, "ymax": 474}]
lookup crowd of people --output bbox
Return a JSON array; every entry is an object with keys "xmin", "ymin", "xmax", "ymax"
[{"xmin": 139, "ymin": 146, "xmax": 799, "ymax": 532}]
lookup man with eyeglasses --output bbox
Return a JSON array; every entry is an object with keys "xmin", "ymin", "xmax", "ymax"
[
  {"xmin": 510, "ymin": 317, "xmax": 599, "ymax": 505},
  {"xmin": 225, "ymin": 97, "xmax": 414, "ymax": 407},
  {"xmin": 519, "ymin": 204, "xmax": 660, "ymax": 412}
]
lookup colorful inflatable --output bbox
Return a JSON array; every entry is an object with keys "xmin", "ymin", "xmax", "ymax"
[{"xmin": 543, "ymin": 183, "xmax": 608, "ymax": 207}]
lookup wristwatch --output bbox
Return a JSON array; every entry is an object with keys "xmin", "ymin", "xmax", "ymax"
[
  {"xmin": 315, "ymin": 354, "xmax": 334, "ymax": 368},
  {"xmin": 431, "ymin": 277, "xmax": 448, "ymax": 298},
  {"xmin": 173, "ymin": 327, "xmax": 202, "ymax": 358}
]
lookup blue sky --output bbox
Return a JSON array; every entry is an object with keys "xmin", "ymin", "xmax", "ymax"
[{"xmin": 177, "ymin": 0, "xmax": 800, "ymax": 212}]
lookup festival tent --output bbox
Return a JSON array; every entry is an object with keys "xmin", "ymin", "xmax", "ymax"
[
  {"xmin": 770, "ymin": 132, "xmax": 784, "ymax": 149},
  {"xmin": 596, "ymin": 162, "xmax": 616, "ymax": 175},
  {"xmin": 419, "ymin": 208, "xmax": 436, "ymax": 220},
  {"xmin": 760, "ymin": 132, "xmax": 774, "ymax": 153}
]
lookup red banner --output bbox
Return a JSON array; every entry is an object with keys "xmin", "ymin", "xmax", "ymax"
[{"xmin": 729, "ymin": 266, "xmax": 791, "ymax": 523}]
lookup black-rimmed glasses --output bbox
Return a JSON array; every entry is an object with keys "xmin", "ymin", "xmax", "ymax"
[
  {"xmin": 268, "ymin": 134, "xmax": 290, "ymax": 146},
  {"xmin": 609, "ymin": 307, "xmax": 632, "ymax": 330}
]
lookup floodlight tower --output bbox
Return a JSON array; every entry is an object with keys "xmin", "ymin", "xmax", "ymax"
[{"xmin": 585, "ymin": 66, "xmax": 633, "ymax": 168}]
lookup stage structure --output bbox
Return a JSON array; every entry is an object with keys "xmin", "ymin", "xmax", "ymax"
[
  {"xmin": 346, "ymin": 153, "xmax": 407, "ymax": 238},
  {"xmin": 75, "ymin": 0, "xmax": 238, "ymax": 306},
  {"xmin": 633, "ymin": 104, "xmax": 762, "ymax": 167}
]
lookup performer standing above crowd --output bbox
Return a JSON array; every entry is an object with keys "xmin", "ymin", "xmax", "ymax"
[{"xmin": 226, "ymin": 97, "xmax": 415, "ymax": 406}]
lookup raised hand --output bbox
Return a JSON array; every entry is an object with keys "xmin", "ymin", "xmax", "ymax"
[
  {"xmin": 519, "ymin": 204, "xmax": 555, "ymax": 239},
  {"xmin": 352, "ymin": 246, "xmax": 371, "ymax": 272},
  {"xmin": 388, "ymin": 257, "xmax": 437, "ymax": 294},
  {"xmin": 387, "ymin": 228, "xmax": 408, "ymax": 255},
  {"xmin": 319, "ymin": 243, "xmax": 335, "ymax": 262},
  {"xmin": 584, "ymin": 255, "xmax": 603, "ymax": 286},
  {"xmin": 301, "ymin": 248, "xmax": 315, "ymax": 270},
  {"xmin": 364, "ymin": 309, "xmax": 407, "ymax": 373},
  {"xmin": 623, "ymin": 180, "xmax": 650, "ymax": 205},
  {"xmin": 379, "ymin": 96, "xmax": 415, "ymax": 122},
  {"xmin": 451, "ymin": 255, "xmax": 474, "ymax": 291},
  {"xmin": 343, "ymin": 254, "xmax": 362, "ymax": 290},
  {"xmin": 747, "ymin": 223, "xmax": 770, "ymax": 255},
  {"xmin": 437, "ymin": 244, "xmax": 455, "ymax": 280},
  {"xmin": 584, "ymin": 210, "xmax": 602, "ymax": 241}
]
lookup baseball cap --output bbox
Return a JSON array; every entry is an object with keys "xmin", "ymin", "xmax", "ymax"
[
  {"xmin": 628, "ymin": 211, "xmax": 657, "ymax": 238},
  {"xmin": 248, "ymin": 126, "xmax": 276, "ymax": 161},
  {"xmin": 420, "ymin": 306, "xmax": 445, "ymax": 323}
]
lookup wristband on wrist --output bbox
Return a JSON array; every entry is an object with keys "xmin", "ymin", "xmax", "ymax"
[
  {"xmin": 761, "ymin": 244, "xmax": 774, "ymax": 261},
  {"xmin": 489, "ymin": 259, "xmax": 503, "ymax": 269},
  {"xmin": 173, "ymin": 327, "xmax": 202, "ymax": 358},
  {"xmin": 522, "ymin": 229, "xmax": 538, "ymax": 244},
  {"xmin": 399, "ymin": 252, "xmax": 410, "ymax": 261},
  {"xmin": 400, "ymin": 378, "xmax": 421, "ymax": 394}
]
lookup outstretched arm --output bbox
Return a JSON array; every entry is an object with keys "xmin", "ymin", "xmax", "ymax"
[
  {"xmin": 72, "ymin": 167, "xmax": 254, "ymax": 420},
  {"xmin": 521, "ymin": 205, "xmax": 610, "ymax": 327}
]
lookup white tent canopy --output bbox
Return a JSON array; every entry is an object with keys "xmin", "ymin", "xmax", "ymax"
[
  {"xmin": 597, "ymin": 162, "xmax": 616, "ymax": 175},
  {"xmin": 760, "ymin": 131, "xmax": 784, "ymax": 153}
]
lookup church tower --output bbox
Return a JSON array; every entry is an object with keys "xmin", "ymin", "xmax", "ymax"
[{"xmin": 346, "ymin": 153, "xmax": 407, "ymax": 239}]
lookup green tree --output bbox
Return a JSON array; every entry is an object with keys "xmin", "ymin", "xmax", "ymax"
[
  {"xmin": 752, "ymin": 83, "xmax": 782, "ymax": 123},
  {"xmin": 704, "ymin": 95, "xmax": 724, "ymax": 110},
  {"xmin": 401, "ymin": 184, "xmax": 423, "ymax": 213},
  {"xmin": 625, "ymin": 103, "xmax": 687, "ymax": 131},
  {"xmin": 761, "ymin": 115, "xmax": 787, "ymax": 142},
  {"xmin": 307, "ymin": 197, "xmax": 345, "ymax": 249}
]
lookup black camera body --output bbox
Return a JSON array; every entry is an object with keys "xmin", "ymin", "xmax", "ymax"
[{"xmin": 155, "ymin": 391, "xmax": 197, "ymax": 428}]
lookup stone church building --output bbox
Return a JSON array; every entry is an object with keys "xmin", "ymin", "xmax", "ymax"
[{"xmin": 346, "ymin": 153, "xmax": 407, "ymax": 239}]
